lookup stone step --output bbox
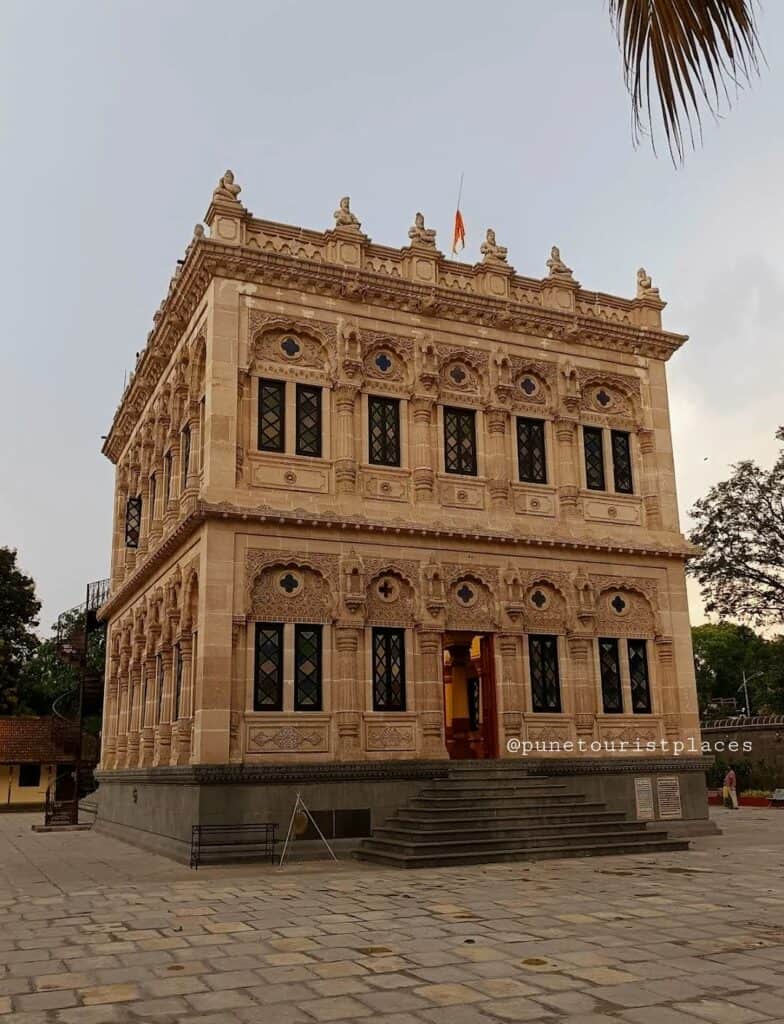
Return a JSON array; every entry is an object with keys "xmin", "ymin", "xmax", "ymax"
[
  {"xmin": 376, "ymin": 819, "xmax": 645, "ymax": 843},
  {"xmin": 356, "ymin": 836, "xmax": 690, "ymax": 869},
  {"xmin": 402, "ymin": 799, "xmax": 610, "ymax": 820},
  {"xmin": 363, "ymin": 826, "xmax": 658, "ymax": 857},
  {"xmin": 395, "ymin": 809, "xmax": 628, "ymax": 828},
  {"xmin": 425, "ymin": 782, "xmax": 569, "ymax": 798},
  {"xmin": 410, "ymin": 793, "xmax": 588, "ymax": 809}
]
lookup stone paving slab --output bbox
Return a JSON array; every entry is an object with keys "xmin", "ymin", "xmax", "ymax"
[{"xmin": 0, "ymin": 807, "xmax": 783, "ymax": 1021}]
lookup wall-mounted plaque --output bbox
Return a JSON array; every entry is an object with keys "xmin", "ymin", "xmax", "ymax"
[
  {"xmin": 634, "ymin": 777, "xmax": 655, "ymax": 820},
  {"xmin": 657, "ymin": 776, "xmax": 683, "ymax": 819}
]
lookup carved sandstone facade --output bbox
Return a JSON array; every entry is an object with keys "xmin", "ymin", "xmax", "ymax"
[{"xmin": 98, "ymin": 173, "xmax": 698, "ymax": 772}]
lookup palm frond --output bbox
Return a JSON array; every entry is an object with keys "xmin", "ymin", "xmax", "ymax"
[{"xmin": 608, "ymin": 0, "xmax": 762, "ymax": 162}]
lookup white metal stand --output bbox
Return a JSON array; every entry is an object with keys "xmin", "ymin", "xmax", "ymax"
[{"xmin": 278, "ymin": 791, "xmax": 338, "ymax": 867}]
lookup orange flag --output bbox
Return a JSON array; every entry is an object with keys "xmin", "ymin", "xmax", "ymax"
[{"xmin": 452, "ymin": 208, "xmax": 465, "ymax": 255}]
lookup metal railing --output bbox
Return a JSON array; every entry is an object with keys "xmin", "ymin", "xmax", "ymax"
[{"xmin": 701, "ymin": 714, "xmax": 784, "ymax": 731}]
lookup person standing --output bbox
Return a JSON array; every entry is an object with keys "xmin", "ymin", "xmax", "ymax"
[{"xmin": 724, "ymin": 767, "xmax": 739, "ymax": 809}]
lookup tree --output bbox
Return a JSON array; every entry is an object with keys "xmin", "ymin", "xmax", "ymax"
[
  {"xmin": 688, "ymin": 428, "xmax": 784, "ymax": 628},
  {"xmin": 0, "ymin": 547, "xmax": 41, "ymax": 715},
  {"xmin": 692, "ymin": 622, "xmax": 784, "ymax": 716},
  {"xmin": 609, "ymin": 0, "xmax": 762, "ymax": 162}
]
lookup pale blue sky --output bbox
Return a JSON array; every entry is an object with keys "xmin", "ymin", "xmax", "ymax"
[{"xmin": 1, "ymin": 1, "xmax": 782, "ymax": 632}]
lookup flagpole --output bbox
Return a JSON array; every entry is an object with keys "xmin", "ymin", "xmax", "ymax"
[{"xmin": 456, "ymin": 171, "xmax": 464, "ymax": 211}]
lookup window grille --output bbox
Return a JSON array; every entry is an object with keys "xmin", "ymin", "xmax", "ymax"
[
  {"xmin": 125, "ymin": 496, "xmax": 142, "ymax": 548},
  {"xmin": 628, "ymin": 639, "xmax": 652, "ymax": 713},
  {"xmin": 583, "ymin": 426, "xmax": 606, "ymax": 490},
  {"xmin": 254, "ymin": 623, "xmax": 283, "ymax": 711},
  {"xmin": 517, "ymin": 417, "xmax": 547, "ymax": 483},
  {"xmin": 444, "ymin": 407, "xmax": 477, "ymax": 475},
  {"xmin": 259, "ymin": 379, "xmax": 285, "ymax": 452},
  {"xmin": 611, "ymin": 430, "xmax": 634, "ymax": 494},
  {"xmin": 599, "ymin": 638, "xmax": 624, "ymax": 713},
  {"xmin": 528, "ymin": 635, "xmax": 562, "ymax": 712},
  {"xmin": 296, "ymin": 385, "xmax": 322, "ymax": 457},
  {"xmin": 369, "ymin": 395, "xmax": 401, "ymax": 467},
  {"xmin": 294, "ymin": 625, "xmax": 323, "ymax": 711},
  {"xmin": 372, "ymin": 628, "xmax": 406, "ymax": 711}
]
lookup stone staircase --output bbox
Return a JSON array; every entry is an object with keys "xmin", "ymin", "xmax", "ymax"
[{"xmin": 356, "ymin": 764, "xmax": 689, "ymax": 868}]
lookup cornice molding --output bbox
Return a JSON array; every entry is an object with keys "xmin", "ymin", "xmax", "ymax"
[{"xmin": 99, "ymin": 499, "xmax": 696, "ymax": 621}]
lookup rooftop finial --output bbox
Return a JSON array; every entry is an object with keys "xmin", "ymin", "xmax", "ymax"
[
  {"xmin": 480, "ymin": 228, "xmax": 508, "ymax": 265},
  {"xmin": 212, "ymin": 169, "xmax": 242, "ymax": 204},
  {"xmin": 408, "ymin": 212, "xmax": 437, "ymax": 248},
  {"xmin": 636, "ymin": 267, "xmax": 660, "ymax": 299},
  {"xmin": 546, "ymin": 245, "xmax": 573, "ymax": 280},
  {"xmin": 333, "ymin": 196, "xmax": 361, "ymax": 231}
]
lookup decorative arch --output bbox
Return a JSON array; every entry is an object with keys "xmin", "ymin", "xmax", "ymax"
[
  {"xmin": 445, "ymin": 572, "xmax": 498, "ymax": 631},
  {"xmin": 362, "ymin": 336, "xmax": 412, "ymax": 384},
  {"xmin": 245, "ymin": 551, "xmax": 339, "ymax": 623},
  {"xmin": 365, "ymin": 567, "xmax": 416, "ymax": 626},
  {"xmin": 250, "ymin": 314, "xmax": 335, "ymax": 376},
  {"xmin": 595, "ymin": 581, "xmax": 658, "ymax": 637},
  {"xmin": 578, "ymin": 371, "xmax": 642, "ymax": 422}
]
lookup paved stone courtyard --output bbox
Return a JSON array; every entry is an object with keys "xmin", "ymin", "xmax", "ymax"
[{"xmin": 1, "ymin": 809, "xmax": 783, "ymax": 1023}]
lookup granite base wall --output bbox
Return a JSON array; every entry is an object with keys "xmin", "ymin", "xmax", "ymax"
[{"xmin": 93, "ymin": 757, "xmax": 715, "ymax": 863}]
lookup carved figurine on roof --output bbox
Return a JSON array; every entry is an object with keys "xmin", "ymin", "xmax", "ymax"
[
  {"xmin": 334, "ymin": 196, "xmax": 361, "ymax": 231},
  {"xmin": 480, "ymin": 228, "xmax": 508, "ymax": 265},
  {"xmin": 636, "ymin": 267, "xmax": 660, "ymax": 300},
  {"xmin": 546, "ymin": 245, "xmax": 573, "ymax": 280},
  {"xmin": 408, "ymin": 212, "xmax": 437, "ymax": 248},
  {"xmin": 213, "ymin": 169, "xmax": 242, "ymax": 204}
]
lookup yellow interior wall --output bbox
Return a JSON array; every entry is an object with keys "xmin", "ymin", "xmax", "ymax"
[{"xmin": 1, "ymin": 764, "xmax": 56, "ymax": 805}]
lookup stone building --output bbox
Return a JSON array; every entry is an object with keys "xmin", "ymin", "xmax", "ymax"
[{"xmin": 95, "ymin": 173, "xmax": 711, "ymax": 859}]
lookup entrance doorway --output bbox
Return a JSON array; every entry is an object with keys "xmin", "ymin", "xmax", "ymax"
[{"xmin": 442, "ymin": 633, "xmax": 498, "ymax": 759}]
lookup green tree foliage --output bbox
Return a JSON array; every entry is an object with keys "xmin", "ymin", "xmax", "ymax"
[
  {"xmin": 0, "ymin": 547, "xmax": 41, "ymax": 715},
  {"xmin": 689, "ymin": 428, "xmax": 784, "ymax": 629},
  {"xmin": 693, "ymin": 622, "xmax": 784, "ymax": 717}
]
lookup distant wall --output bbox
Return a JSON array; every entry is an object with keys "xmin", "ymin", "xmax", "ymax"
[{"xmin": 701, "ymin": 717, "xmax": 784, "ymax": 788}]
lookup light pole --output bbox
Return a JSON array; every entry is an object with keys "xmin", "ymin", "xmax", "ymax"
[{"xmin": 739, "ymin": 670, "xmax": 764, "ymax": 717}]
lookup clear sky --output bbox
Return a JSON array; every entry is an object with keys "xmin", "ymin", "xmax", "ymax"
[{"xmin": 1, "ymin": 0, "xmax": 782, "ymax": 634}]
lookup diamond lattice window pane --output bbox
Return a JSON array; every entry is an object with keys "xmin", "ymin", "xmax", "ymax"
[
  {"xmin": 528, "ymin": 635, "xmax": 561, "ymax": 712},
  {"xmin": 517, "ymin": 417, "xmax": 547, "ymax": 483},
  {"xmin": 583, "ymin": 427, "xmax": 606, "ymax": 490},
  {"xmin": 611, "ymin": 430, "xmax": 634, "ymax": 494},
  {"xmin": 254, "ymin": 624, "xmax": 283, "ymax": 710},
  {"xmin": 259, "ymin": 379, "xmax": 285, "ymax": 452},
  {"xmin": 296, "ymin": 385, "xmax": 322, "ymax": 457},
  {"xmin": 628, "ymin": 639, "xmax": 652, "ymax": 713},
  {"xmin": 599, "ymin": 637, "xmax": 623, "ymax": 713}
]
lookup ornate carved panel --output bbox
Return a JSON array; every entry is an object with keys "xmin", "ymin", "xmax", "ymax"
[
  {"xmin": 593, "ymin": 577, "xmax": 658, "ymax": 637},
  {"xmin": 246, "ymin": 551, "xmax": 339, "ymax": 623},
  {"xmin": 364, "ymin": 562, "xmax": 418, "ymax": 626},
  {"xmin": 249, "ymin": 312, "xmax": 336, "ymax": 377},
  {"xmin": 246, "ymin": 716, "xmax": 330, "ymax": 754},
  {"xmin": 438, "ymin": 478, "xmax": 485, "ymax": 511},
  {"xmin": 364, "ymin": 715, "xmax": 417, "ymax": 752},
  {"xmin": 361, "ymin": 469, "xmax": 410, "ymax": 502},
  {"xmin": 583, "ymin": 495, "xmax": 642, "ymax": 526},
  {"xmin": 442, "ymin": 565, "xmax": 499, "ymax": 631},
  {"xmin": 522, "ymin": 579, "xmax": 570, "ymax": 633}
]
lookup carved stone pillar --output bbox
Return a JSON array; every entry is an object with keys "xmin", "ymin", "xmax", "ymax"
[
  {"xmin": 153, "ymin": 646, "xmax": 173, "ymax": 766},
  {"xmin": 236, "ymin": 369, "xmax": 251, "ymax": 487},
  {"xmin": 182, "ymin": 401, "xmax": 201, "ymax": 501},
  {"xmin": 101, "ymin": 649, "xmax": 119, "ymax": 769},
  {"xmin": 485, "ymin": 407, "xmax": 510, "ymax": 508},
  {"xmin": 173, "ymin": 634, "xmax": 193, "ymax": 764},
  {"xmin": 497, "ymin": 633, "xmax": 524, "ymax": 755},
  {"xmin": 567, "ymin": 632, "xmax": 597, "ymax": 738},
  {"xmin": 114, "ymin": 682, "xmax": 128, "ymax": 769},
  {"xmin": 334, "ymin": 626, "xmax": 362, "ymax": 760},
  {"xmin": 637, "ymin": 427, "xmax": 662, "ymax": 529},
  {"xmin": 164, "ymin": 442, "xmax": 180, "ymax": 530},
  {"xmin": 334, "ymin": 384, "xmax": 359, "ymax": 494},
  {"xmin": 554, "ymin": 417, "xmax": 580, "ymax": 518},
  {"xmin": 126, "ymin": 653, "xmax": 142, "ymax": 766},
  {"xmin": 411, "ymin": 396, "xmax": 436, "ymax": 502},
  {"xmin": 140, "ymin": 651, "xmax": 156, "ymax": 766},
  {"xmin": 415, "ymin": 630, "xmax": 448, "ymax": 759},
  {"xmin": 655, "ymin": 636, "xmax": 680, "ymax": 737},
  {"xmin": 112, "ymin": 480, "xmax": 128, "ymax": 590}
]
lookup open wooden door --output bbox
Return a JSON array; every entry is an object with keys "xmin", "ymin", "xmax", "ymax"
[{"xmin": 479, "ymin": 635, "xmax": 499, "ymax": 759}]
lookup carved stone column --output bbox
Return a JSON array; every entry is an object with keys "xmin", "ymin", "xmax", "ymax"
[
  {"xmin": 153, "ymin": 645, "xmax": 173, "ymax": 766},
  {"xmin": 554, "ymin": 417, "xmax": 580, "ymax": 518},
  {"xmin": 236, "ymin": 369, "xmax": 251, "ymax": 487},
  {"xmin": 173, "ymin": 634, "xmax": 193, "ymax": 765},
  {"xmin": 485, "ymin": 407, "xmax": 510, "ymax": 509},
  {"xmin": 334, "ymin": 625, "xmax": 362, "ymax": 760},
  {"xmin": 112, "ymin": 477, "xmax": 128, "ymax": 590},
  {"xmin": 567, "ymin": 632, "xmax": 597, "ymax": 738},
  {"xmin": 415, "ymin": 630, "xmax": 448, "ymax": 758},
  {"xmin": 411, "ymin": 396, "xmax": 436, "ymax": 502},
  {"xmin": 334, "ymin": 384, "xmax": 359, "ymax": 494},
  {"xmin": 126, "ymin": 651, "xmax": 142, "ymax": 766},
  {"xmin": 164, "ymin": 442, "xmax": 180, "ymax": 531},
  {"xmin": 101, "ymin": 647, "xmax": 119, "ymax": 770},
  {"xmin": 497, "ymin": 633, "xmax": 525, "ymax": 755},
  {"xmin": 181, "ymin": 401, "xmax": 201, "ymax": 508},
  {"xmin": 655, "ymin": 636, "xmax": 680, "ymax": 737},
  {"xmin": 140, "ymin": 648, "xmax": 157, "ymax": 766},
  {"xmin": 637, "ymin": 427, "xmax": 662, "ymax": 529}
]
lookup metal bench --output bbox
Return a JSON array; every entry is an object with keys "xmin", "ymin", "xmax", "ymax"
[{"xmin": 190, "ymin": 823, "xmax": 278, "ymax": 869}]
